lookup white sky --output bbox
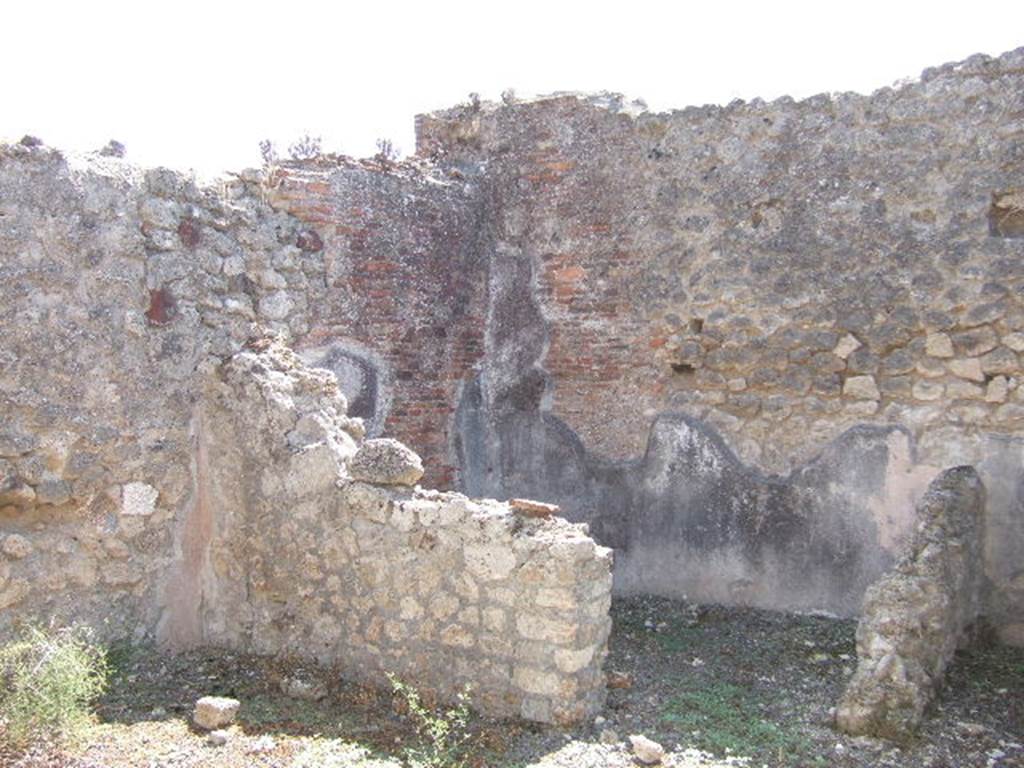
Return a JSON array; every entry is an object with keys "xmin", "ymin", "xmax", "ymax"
[{"xmin": 3, "ymin": 1, "xmax": 1022, "ymax": 176}]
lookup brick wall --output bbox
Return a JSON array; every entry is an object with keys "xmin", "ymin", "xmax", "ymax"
[{"xmin": 265, "ymin": 161, "xmax": 487, "ymax": 488}]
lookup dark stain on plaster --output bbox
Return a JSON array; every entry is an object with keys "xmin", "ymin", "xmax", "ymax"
[
  {"xmin": 454, "ymin": 229, "xmax": 903, "ymax": 616},
  {"xmin": 146, "ymin": 287, "xmax": 177, "ymax": 325},
  {"xmin": 177, "ymin": 218, "xmax": 202, "ymax": 248},
  {"xmin": 457, "ymin": 379, "xmax": 904, "ymax": 615}
]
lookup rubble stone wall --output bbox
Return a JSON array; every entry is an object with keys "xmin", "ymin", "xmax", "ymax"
[
  {"xmin": 0, "ymin": 145, "xmax": 609, "ymax": 722},
  {"xmin": 0, "ymin": 145, "xmax": 486, "ymax": 640},
  {"xmin": 836, "ymin": 466, "xmax": 986, "ymax": 740},
  {"xmin": 183, "ymin": 341, "xmax": 611, "ymax": 723},
  {"xmin": 2, "ymin": 45, "xmax": 1024, "ymax": 655},
  {"xmin": 420, "ymin": 48, "xmax": 1024, "ymax": 637}
]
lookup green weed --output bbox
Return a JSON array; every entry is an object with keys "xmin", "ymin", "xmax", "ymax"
[
  {"xmin": 388, "ymin": 674, "xmax": 474, "ymax": 768},
  {"xmin": 0, "ymin": 623, "xmax": 109, "ymax": 747},
  {"xmin": 662, "ymin": 680, "xmax": 821, "ymax": 765}
]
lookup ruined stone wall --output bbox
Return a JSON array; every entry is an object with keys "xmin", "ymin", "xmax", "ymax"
[
  {"xmin": 263, "ymin": 162, "xmax": 489, "ymax": 488},
  {"xmin": 837, "ymin": 466, "xmax": 987, "ymax": 740},
  {"xmin": 0, "ymin": 143, "xmax": 610, "ymax": 722},
  {"xmin": 420, "ymin": 48, "xmax": 1024, "ymax": 639},
  {"xmin": 187, "ymin": 340, "xmax": 611, "ymax": 723},
  {"xmin": 3, "ymin": 46, "xmax": 1024, "ymax": 653},
  {"xmin": 0, "ymin": 145, "xmax": 484, "ymax": 639}
]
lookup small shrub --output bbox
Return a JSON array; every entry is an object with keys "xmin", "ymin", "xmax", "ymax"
[
  {"xmin": 258, "ymin": 138, "xmax": 278, "ymax": 166},
  {"xmin": 388, "ymin": 673, "xmax": 473, "ymax": 768},
  {"xmin": 288, "ymin": 134, "xmax": 322, "ymax": 161},
  {"xmin": 375, "ymin": 138, "xmax": 399, "ymax": 169},
  {"xmin": 0, "ymin": 624, "xmax": 109, "ymax": 747}
]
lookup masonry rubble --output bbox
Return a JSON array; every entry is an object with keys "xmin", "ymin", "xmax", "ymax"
[{"xmin": 836, "ymin": 466, "xmax": 986, "ymax": 740}]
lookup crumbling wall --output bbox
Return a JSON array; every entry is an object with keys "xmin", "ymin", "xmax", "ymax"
[
  {"xmin": 836, "ymin": 466, "xmax": 986, "ymax": 740},
  {"xmin": 0, "ymin": 140, "xmax": 609, "ymax": 723},
  {"xmin": 262, "ymin": 160, "xmax": 489, "ymax": 488},
  {"xmin": 177, "ymin": 339, "xmax": 611, "ymax": 723},
  {"xmin": 3, "ymin": 45, "xmax": 1024, "ymax": 656},
  {"xmin": 419, "ymin": 48, "xmax": 1024, "ymax": 636},
  {"xmin": 0, "ymin": 143, "xmax": 486, "ymax": 641}
]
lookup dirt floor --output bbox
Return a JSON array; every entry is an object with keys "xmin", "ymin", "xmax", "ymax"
[{"xmin": 4, "ymin": 596, "xmax": 1022, "ymax": 767}]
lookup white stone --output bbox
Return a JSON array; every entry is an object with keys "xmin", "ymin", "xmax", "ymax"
[
  {"xmin": 193, "ymin": 696, "xmax": 240, "ymax": 730},
  {"xmin": 463, "ymin": 543, "xmax": 516, "ymax": 581},
  {"xmin": 833, "ymin": 334, "xmax": 862, "ymax": 359},
  {"xmin": 121, "ymin": 482, "xmax": 158, "ymax": 516},
  {"xmin": 629, "ymin": 734, "xmax": 666, "ymax": 764}
]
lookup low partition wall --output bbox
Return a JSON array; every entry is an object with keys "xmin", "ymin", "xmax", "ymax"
[{"xmin": 162, "ymin": 338, "xmax": 612, "ymax": 724}]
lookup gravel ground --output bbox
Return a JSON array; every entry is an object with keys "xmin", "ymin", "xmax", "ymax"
[{"xmin": 3, "ymin": 596, "xmax": 1021, "ymax": 767}]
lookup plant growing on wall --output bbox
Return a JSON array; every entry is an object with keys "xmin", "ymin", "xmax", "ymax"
[
  {"xmin": 375, "ymin": 138, "xmax": 399, "ymax": 170},
  {"xmin": 288, "ymin": 134, "xmax": 322, "ymax": 161}
]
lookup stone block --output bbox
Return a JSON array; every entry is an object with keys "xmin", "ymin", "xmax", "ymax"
[
  {"xmin": 121, "ymin": 487, "xmax": 157, "ymax": 518},
  {"xmin": 833, "ymin": 334, "xmax": 862, "ymax": 359},
  {"xmin": 193, "ymin": 696, "xmax": 240, "ymax": 730},
  {"xmin": 925, "ymin": 333, "xmax": 954, "ymax": 358},
  {"xmin": 947, "ymin": 358, "xmax": 984, "ymax": 382},
  {"xmin": 348, "ymin": 439, "xmax": 424, "ymax": 486},
  {"xmin": 843, "ymin": 375, "xmax": 880, "ymax": 400},
  {"xmin": 1, "ymin": 534, "xmax": 33, "ymax": 559},
  {"xmin": 517, "ymin": 613, "xmax": 577, "ymax": 644},
  {"xmin": 463, "ymin": 543, "xmax": 516, "ymax": 581}
]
